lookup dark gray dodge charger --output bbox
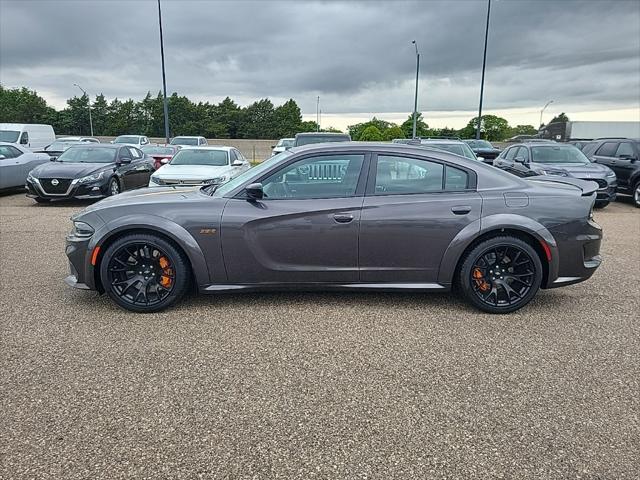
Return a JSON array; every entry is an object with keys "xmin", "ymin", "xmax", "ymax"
[{"xmin": 65, "ymin": 143, "xmax": 603, "ymax": 314}]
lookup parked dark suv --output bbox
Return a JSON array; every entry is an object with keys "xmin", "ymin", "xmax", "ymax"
[
  {"xmin": 493, "ymin": 142, "xmax": 617, "ymax": 208},
  {"xmin": 582, "ymin": 138, "xmax": 640, "ymax": 207}
]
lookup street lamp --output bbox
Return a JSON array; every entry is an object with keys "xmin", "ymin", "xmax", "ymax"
[
  {"xmin": 411, "ymin": 40, "xmax": 420, "ymax": 139},
  {"xmin": 157, "ymin": 0, "xmax": 170, "ymax": 144},
  {"xmin": 475, "ymin": 0, "xmax": 491, "ymax": 140},
  {"xmin": 73, "ymin": 83, "xmax": 93, "ymax": 136},
  {"xmin": 539, "ymin": 100, "xmax": 554, "ymax": 128}
]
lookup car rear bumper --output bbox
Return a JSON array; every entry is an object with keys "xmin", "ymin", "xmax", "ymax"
[{"xmin": 545, "ymin": 219, "xmax": 603, "ymax": 289}]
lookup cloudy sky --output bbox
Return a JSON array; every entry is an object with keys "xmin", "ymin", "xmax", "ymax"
[{"xmin": 1, "ymin": 0, "xmax": 639, "ymax": 130}]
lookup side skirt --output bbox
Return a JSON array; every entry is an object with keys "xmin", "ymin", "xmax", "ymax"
[{"xmin": 201, "ymin": 282, "xmax": 451, "ymax": 294}]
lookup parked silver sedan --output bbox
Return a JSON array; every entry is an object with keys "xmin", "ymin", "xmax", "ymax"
[{"xmin": 0, "ymin": 142, "xmax": 50, "ymax": 191}]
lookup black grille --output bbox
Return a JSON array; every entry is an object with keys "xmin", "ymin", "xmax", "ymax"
[{"xmin": 40, "ymin": 178, "xmax": 72, "ymax": 194}]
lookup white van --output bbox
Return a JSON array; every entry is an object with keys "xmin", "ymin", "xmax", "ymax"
[{"xmin": 0, "ymin": 124, "xmax": 56, "ymax": 151}]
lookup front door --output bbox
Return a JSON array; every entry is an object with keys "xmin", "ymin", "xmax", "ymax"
[
  {"xmin": 359, "ymin": 153, "xmax": 482, "ymax": 283},
  {"xmin": 221, "ymin": 153, "xmax": 368, "ymax": 284},
  {"xmin": 0, "ymin": 145, "xmax": 23, "ymax": 189}
]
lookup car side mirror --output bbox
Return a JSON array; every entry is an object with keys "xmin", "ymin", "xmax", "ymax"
[
  {"xmin": 514, "ymin": 156, "xmax": 527, "ymax": 164},
  {"xmin": 245, "ymin": 183, "xmax": 264, "ymax": 201},
  {"xmin": 160, "ymin": 158, "xmax": 170, "ymax": 165},
  {"xmin": 49, "ymin": 156, "xmax": 57, "ymax": 161},
  {"xmin": 477, "ymin": 156, "xmax": 485, "ymax": 162},
  {"xmin": 232, "ymin": 160, "xmax": 244, "ymax": 166},
  {"xmin": 117, "ymin": 157, "xmax": 131, "ymax": 164},
  {"xmin": 271, "ymin": 145, "xmax": 276, "ymax": 149},
  {"xmin": 0, "ymin": 155, "xmax": 5, "ymax": 160}
]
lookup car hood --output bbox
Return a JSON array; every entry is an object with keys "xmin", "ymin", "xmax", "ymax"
[
  {"xmin": 153, "ymin": 164, "xmax": 233, "ymax": 179},
  {"xmin": 530, "ymin": 161, "xmax": 611, "ymax": 178},
  {"xmin": 83, "ymin": 186, "xmax": 204, "ymax": 212},
  {"xmin": 31, "ymin": 161, "xmax": 114, "ymax": 179}
]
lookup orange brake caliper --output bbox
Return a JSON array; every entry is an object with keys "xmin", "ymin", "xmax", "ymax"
[
  {"xmin": 158, "ymin": 256, "xmax": 173, "ymax": 288},
  {"xmin": 473, "ymin": 268, "xmax": 490, "ymax": 292}
]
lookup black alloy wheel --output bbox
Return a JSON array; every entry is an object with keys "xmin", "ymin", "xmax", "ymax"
[
  {"xmin": 459, "ymin": 236, "xmax": 543, "ymax": 314},
  {"xmin": 109, "ymin": 178, "xmax": 121, "ymax": 196},
  {"xmin": 100, "ymin": 233, "xmax": 190, "ymax": 312},
  {"xmin": 634, "ymin": 181, "xmax": 640, "ymax": 208}
]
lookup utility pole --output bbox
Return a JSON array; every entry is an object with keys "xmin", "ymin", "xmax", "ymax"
[
  {"xmin": 73, "ymin": 83, "xmax": 93, "ymax": 136},
  {"xmin": 476, "ymin": 0, "xmax": 491, "ymax": 140},
  {"xmin": 316, "ymin": 96, "xmax": 320, "ymax": 132},
  {"xmin": 158, "ymin": 0, "xmax": 170, "ymax": 144},
  {"xmin": 411, "ymin": 40, "xmax": 420, "ymax": 139}
]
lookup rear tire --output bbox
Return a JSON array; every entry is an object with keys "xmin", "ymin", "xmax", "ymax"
[
  {"xmin": 458, "ymin": 235, "xmax": 543, "ymax": 314},
  {"xmin": 633, "ymin": 181, "xmax": 640, "ymax": 208},
  {"xmin": 100, "ymin": 233, "xmax": 191, "ymax": 313}
]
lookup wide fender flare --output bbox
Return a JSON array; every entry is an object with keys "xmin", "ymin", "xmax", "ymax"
[
  {"xmin": 89, "ymin": 214, "xmax": 211, "ymax": 286},
  {"xmin": 437, "ymin": 213, "xmax": 559, "ymax": 286}
]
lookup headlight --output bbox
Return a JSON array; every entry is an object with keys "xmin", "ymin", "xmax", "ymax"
[
  {"xmin": 72, "ymin": 221, "xmax": 94, "ymax": 237},
  {"xmin": 27, "ymin": 172, "xmax": 36, "ymax": 182},
  {"xmin": 77, "ymin": 171, "xmax": 105, "ymax": 183},
  {"xmin": 204, "ymin": 176, "xmax": 227, "ymax": 185},
  {"xmin": 606, "ymin": 170, "xmax": 616, "ymax": 178}
]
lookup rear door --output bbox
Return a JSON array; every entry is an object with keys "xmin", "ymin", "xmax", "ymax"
[
  {"xmin": 359, "ymin": 153, "xmax": 481, "ymax": 283},
  {"xmin": 221, "ymin": 152, "xmax": 368, "ymax": 283},
  {"xmin": 127, "ymin": 146, "xmax": 153, "ymax": 186},
  {"xmin": 612, "ymin": 141, "xmax": 637, "ymax": 190}
]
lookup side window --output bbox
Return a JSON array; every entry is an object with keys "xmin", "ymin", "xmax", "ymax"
[
  {"xmin": 0, "ymin": 145, "xmax": 22, "ymax": 159},
  {"xmin": 119, "ymin": 147, "xmax": 132, "ymax": 160},
  {"xmin": 230, "ymin": 150, "xmax": 238, "ymax": 162},
  {"xmin": 505, "ymin": 147, "xmax": 518, "ymax": 160},
  {"xmin": 142, "ymin": 137, "xmax": 149, "ymax": 145},
  {"xmin": 261, "ymin": 154, "xmax": 364, "ymax": 200},
  {"xmin": 516, "ymin": 147, "xmax": 530, "ymax": 162},
  {"xmin": 375, "ymin": 155, "xmax": 444, "ymax": 194},
  {"xmin": 444, "ymin": 165, "xmax": 469, "ymax": 191},
  {"xmin": 127, "ymin": 147, "xmax": 142, "ymax": 159},
  {"xmin": 615, "ymin": 142, "xmax": 634, "ymax": 158},
  {"xmin": 20, "ymin": 132, "xmax": 29, "ymax": 145},
  {"xmin": 595, "ymin": 142, "xmax": 618, "ymax": 157}
]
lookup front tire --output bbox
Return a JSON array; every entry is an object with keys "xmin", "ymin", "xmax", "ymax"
[
  {"xmin": 633, "ymin": 181, "xmax": 640, "ymax": 208},
  {"xmin": 458, "ymin": 236, "xmax": 543, "ymax": 314},
  {"xmin": 108, "ymin": 177, "xmax": 121, "ymax": 196},
  {"xmin": 100, "ymin": 233, "xmax": 191, "ymax": 313}
]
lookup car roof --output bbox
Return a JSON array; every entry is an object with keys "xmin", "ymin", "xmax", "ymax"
[
  {"xmin": 173, "ymin": 136, "xmax": 204, "ymax": 138},
  {"xmin": 295, "ymin": 132, "xmax": 349, "ymax": 137},
  {"xmin": 115, "ymin": 134, "xmax": 144, "ymax": 138},
  {"xmin": 178, "ymin": 145, "xmax": 233, "ymax": 151},
  {"xmin": 68, "ymin": 143, "xmax": 120, "ymax": 149}
]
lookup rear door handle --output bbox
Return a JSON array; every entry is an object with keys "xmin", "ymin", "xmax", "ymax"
[
  {"xmin": 333, "ymin": 214, "xmax": 354, "ymax": 223},
  {"xmin": 451, "ymin": 206, "xmax": 472, "ymax": 215}
]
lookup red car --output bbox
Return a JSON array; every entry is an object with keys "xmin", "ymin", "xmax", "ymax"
[{"xmin": 141, "ymin": 145, "xmax": 180, "ymax": 170}]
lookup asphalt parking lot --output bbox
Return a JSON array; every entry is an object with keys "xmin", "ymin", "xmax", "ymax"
[{"xmin": 0, "ymin": 192, "xmax": 638, "ymax": 479}]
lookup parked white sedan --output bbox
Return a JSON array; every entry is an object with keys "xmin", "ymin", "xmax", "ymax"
[
  {"xmin": 0, "ymin": 142, "xmax": 50, "ymax": 191},
  {"xmin": 149, "ymin": 146, "xmax": 251, "ymax": 187}
]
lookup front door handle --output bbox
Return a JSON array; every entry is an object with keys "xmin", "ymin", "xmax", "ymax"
[
  {"xmin": 451, "ymin": 205, "xmax": 471, "ymax": 215},
  {"xmin": 333, "ymin": 214, "xmax": 354, "ymax": 223}
]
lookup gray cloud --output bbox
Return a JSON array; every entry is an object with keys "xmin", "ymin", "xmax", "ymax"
[{"xmin": 1, "ymin": 0, "xmax": 639, "ymax": 119}]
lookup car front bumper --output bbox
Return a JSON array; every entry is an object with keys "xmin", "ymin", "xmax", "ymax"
[
  {"xmin": 26, "ymin": 177, "xmax": 108, "ymax": 200},
  {"xmin": 65, "ymin": 232, "xmax": 98, "ymax": 291}
]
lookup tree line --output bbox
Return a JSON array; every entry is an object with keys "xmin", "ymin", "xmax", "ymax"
[
  {"xmin": 1, "ymin": 85, "xmax": 541, "ymax": 141},
  {"xmin": 0, "ymin": 85, "xmax": 321, "ymax": 139},
  {"xmin": 348, "ymin": 113, "xmax": 539, "ymax": 142}
]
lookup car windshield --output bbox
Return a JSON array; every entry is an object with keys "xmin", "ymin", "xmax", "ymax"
[
  {"xmin": 114, "ymin": 136, "xmax": 140, "ymax": 144},
  {"xmin": 46, "ymin": 141, "xmax": 74, "ymax": 151},
  {"xmin": 277, "ymin": 139, "xmax": 294, "ymax": 147},
  {"xmin": 213, "ymin": 150, "xmax": 292, "ymax": 197},
  {"xmin": 171, "ymin": 149, "xmax": 228, "ymax": 166},
  {"xmin": 466, "ymin": 140, "xmax": 493, "ymax": 149},
  {"xmin": 57, "ymin": 147, "xmax": 116, "ymax": 163},
  {"xmin": 0, "ymin": 131, "xmax": 20, "ymax": 143},
  {"xmin": 531, "ymin": 146, "xmax": 590, "ymax": 164},
  {"xmin": 296, "ymin": 135, "xmax": 349, "ymax": 146},
  {"xmin": 171, "ymin": 137, "xmax": 199, "ymax": 146},
  {"xmin": 142, "ymin": 146, "xmax": 175, "ymax": 155}
]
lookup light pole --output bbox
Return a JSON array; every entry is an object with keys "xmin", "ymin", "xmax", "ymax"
[
  {"xmin": 539, "ymin": 100, "xmax": 554, "ymax": 128},
  {"xmin": 316, "ymin": 96, "xmax": 320, "ymax": 132},
  {"xmin": 411, "ymin": 40, "xmax": 420, "ymax": 139},
  {"xmin": 73, "ymin": 83, "xmax": 93, "ymax": 136},
  {"xmin": 475, "ymin": 0, "xmax": 491, "ymax": 140},
  {"xmin": 157, "ymin": 0, "xmax": 170, "ymax": 144}
]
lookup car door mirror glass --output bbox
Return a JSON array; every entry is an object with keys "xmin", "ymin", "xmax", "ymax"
[
  {"xmin": 245, "ymin": 182, "xmax": 264, "ymax": 200},
  {"xmin": 118, "ymin": 157, "xmax": 131, "ymax": 164},
  {"xmin": 514, "ymin": 156, "xmax": 527, "ymax": 164},
  {"xmin": 232, "ymin": 160, "xmax": 244, "ymax": 166}
]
